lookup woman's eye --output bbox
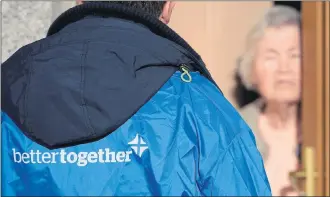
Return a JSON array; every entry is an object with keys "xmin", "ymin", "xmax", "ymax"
[
  {"xmin": 264, "ymin": 56, "xmax": 276, "ymax": 60},
  {"xmin": 291, "ymin": 53, "xmax": 301, "ymax": 58}
]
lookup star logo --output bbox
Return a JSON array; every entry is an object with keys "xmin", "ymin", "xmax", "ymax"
[{"xmin": 128, "ymin": 134, "xmax": 148, "ymax": 157}]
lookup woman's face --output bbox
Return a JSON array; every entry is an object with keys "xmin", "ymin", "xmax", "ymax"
[{"xmin": 253, "ymin": 25, "xmax": 301, "ymax": 103}]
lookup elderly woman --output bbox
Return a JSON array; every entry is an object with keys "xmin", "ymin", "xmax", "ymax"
[{"xmin": 237, "ymin": 5, "xmax": 301, "ymax": 196}]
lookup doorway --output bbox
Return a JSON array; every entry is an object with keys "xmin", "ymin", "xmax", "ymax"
[{"xmin": 289, "ymin": 1, "xmax": 329, "ymax": 196}]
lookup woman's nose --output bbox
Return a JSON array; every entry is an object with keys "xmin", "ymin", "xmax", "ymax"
[{"xmin": 277, "ymin": 56, "xmax": 291, "ymax": 72}]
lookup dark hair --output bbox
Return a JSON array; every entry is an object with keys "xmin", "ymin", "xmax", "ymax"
[
  {"xmin": 84, "ymin": 1, "xmax": 166, "ymax": 18},
  {"xmin": 233, "ymin": 62, "xmax": 260, "ymax": 108}
]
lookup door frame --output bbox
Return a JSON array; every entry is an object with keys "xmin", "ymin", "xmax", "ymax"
[
  {"xmin": 324, "ymin": 2, "xmax": 329, "ymax": 196},
  {"xmin": 301, "ymin": 1, "xmax": 329, "ymax": 196}
]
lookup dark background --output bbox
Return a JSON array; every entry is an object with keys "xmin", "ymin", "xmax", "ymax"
[{"xmin": 274, "ymin": 1, "xmax": 301, "ymax": 12}]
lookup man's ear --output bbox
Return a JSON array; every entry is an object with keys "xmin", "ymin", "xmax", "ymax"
[
  {"xmin": 76, "ymin": 0, "xmax": 83, "ymax": 5},
  {"xmin": 159, "ymin": 1, "xmax": 176, "ymax": 24}
]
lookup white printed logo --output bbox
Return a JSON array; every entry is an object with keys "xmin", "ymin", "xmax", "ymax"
[
  {"xmin": 128, "ymin": 134, "xmax": 148, "ymax": 157},
  {"xmin": 12, "ymin": 133, "xmax": 149, "ymax": 166}
]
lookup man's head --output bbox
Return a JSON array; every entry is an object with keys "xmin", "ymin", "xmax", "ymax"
[{"xmin": 77, "ymin": 1, "xmax": 176, "ymax": 24}]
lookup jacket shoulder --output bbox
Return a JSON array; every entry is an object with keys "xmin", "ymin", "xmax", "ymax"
[{"xmin": 186, "ymin": 73, "xmax": 253, "ymax": 149}]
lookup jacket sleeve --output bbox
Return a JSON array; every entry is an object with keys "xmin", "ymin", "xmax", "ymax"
[
  {"xmin": 191, "ymin": 82, "xmax": 272, "ymax": 196},
  {"xmin": 195, "ymin": 106, "xmax": 272, "ymax": 196},
  {"xmin": 199, "ymin": 128, "xmax": 272, "ymax": 196}
]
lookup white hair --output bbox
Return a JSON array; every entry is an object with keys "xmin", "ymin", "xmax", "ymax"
[{"xmin": 238, "ymin": 5, "xmax": 301, "ymax": 90}]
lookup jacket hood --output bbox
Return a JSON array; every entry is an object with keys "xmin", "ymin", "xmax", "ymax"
[
  {"xmin": 1, "ymin": 2, "xmax": 219, "ymax": 149},
  {"xmin": 47, "ymin": 1, "xmax": 213, "ymax": 79}
]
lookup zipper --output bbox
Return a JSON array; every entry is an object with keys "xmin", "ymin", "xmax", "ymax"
[{"xmin": 179, "ymin": 64, "xmax": 192, "ymax": 83}]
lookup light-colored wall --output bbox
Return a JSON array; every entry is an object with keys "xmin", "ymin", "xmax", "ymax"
[
  {"xmin": 1, "ymin": 1, "xmax": 52, "ymax": 62},
  {"xmin": 169, "ymin": 2, "xmax": 271, "ymax": 106},
  {"xmin": 51, "ymin": 1, "xmax": 76, "ymax": 22},
  {"xmin": 1, "ymin": 1, "xmax": 75, "ymax": 62}
]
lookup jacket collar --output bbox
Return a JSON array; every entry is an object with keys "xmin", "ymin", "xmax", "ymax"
[{"xmin": 48, "ymin": 2, "xmax": 199, "ymax": 60}]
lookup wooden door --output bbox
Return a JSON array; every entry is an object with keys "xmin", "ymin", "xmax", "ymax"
[
  {"xmin": 291, "ymin": 2, "xmax": 329, "ymax": 196},
  {"xmin": 324, "ymin": 2, "xmax": 329, "ymax": 196}
]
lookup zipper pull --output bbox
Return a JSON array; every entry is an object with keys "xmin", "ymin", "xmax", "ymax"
[{"xmin": 179, "ymin": 64, "xmax": 192, "ymax": 83}]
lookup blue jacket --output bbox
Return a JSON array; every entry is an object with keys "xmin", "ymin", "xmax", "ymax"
[{"xmin": 1, "ymin": 2, "xmax": 271, "ymax": 196}]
